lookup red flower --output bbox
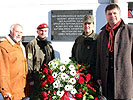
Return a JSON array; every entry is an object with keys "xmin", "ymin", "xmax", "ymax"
[
  {"xmin": 94, "ymin": 97, "xmax": 98, "ymax": 100},
  {"xmin": 76, "ymin": 92, "xmax": 83, "ymax": 98},
  {"xmin": 78, "ymin": 88, "xmax": 81, "ymax": 91},
  {"xmin": 78, "ymin": 76, "xmax": 84, "ymax": 84},
  {"xmin": 47, "ymin": 75, "xmax": 54, "ymax": 83},
  {"xmin": 43, "ymin": 68, "xmax": 48, "ymax": 74},
  {"xmin": 41, "ymin": 80, "xmax": 47, "ymax": 88},
  {"xmin": 48, "ymin": 91, "xmax": 51, "ymax": 94},
  {"xmin": 49, "ymin": 69, "xmax": 52, "ymax": 75},
  {"xmin": 82, "ymin": 90, "xmax": 86, "ymax": 94},
  {"xmin": 86, "ymin": 73, "xmax": 91, "ymax": 82},
  {"xmin": 41, "ymin": 92, "xmax": 48, "ymax": 97}
]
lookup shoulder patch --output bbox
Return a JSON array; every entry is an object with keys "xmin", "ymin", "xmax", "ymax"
[{"xmin": 28, "ymin": 53, "xmax": 32, "ymax": 59}]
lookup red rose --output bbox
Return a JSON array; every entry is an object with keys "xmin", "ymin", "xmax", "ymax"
[
  {"xmin": 78, "ymin": 76, "xmax": 84, "ymax": 84},
  {"xmin": 41, "ymin": 92, "xmax": 48, "ymax": 97},
  {"xmin": 43, "ymin": 68, "xmax": 48, "ymax": 74},
  {"xmin": 86, "ymin": 73, "xmax": 91, "ymax": 82},
  {"xmin": 47, "ymin": 75, "xmax": 54, "ymax": 83},
  {"xmin": 76, "ymin": 92, "xmax": 83, "ymax": 98}
]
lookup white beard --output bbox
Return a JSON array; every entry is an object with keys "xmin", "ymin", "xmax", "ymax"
[{"xmin": 13, "ymin": 37, "xmax": 21, "ymax": 43}]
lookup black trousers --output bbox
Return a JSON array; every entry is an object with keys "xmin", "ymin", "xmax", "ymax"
[
  {"xmin": 107, "ymin": 53, "xmax": 132, "ymax": 100},
  {"xmin": 107, "ymin": 66, "xmax": 114, "ymax": 100}
]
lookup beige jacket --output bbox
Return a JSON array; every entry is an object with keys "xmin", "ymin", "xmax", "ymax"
[{"xmin": 0, "ymin": 36, "xmax": 28, "ymax": 100}]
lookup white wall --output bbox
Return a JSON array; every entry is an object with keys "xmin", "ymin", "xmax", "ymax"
[{"xmin": 0, "ymin": 0, "xmax": 128, "ymax": 60}]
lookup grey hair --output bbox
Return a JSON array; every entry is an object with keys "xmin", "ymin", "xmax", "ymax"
[{"xmin": 10, "ymin": 24, "xmax": 23, "ymax": 32}]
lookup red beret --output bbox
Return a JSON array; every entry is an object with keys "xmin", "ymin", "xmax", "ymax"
[{"xmin": 37, "ymin": 23, "xmax": 48, "ymax": 29}]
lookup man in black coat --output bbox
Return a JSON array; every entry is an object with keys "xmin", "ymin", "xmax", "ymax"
[{"xmin": 96, "ymin": 3, "xmax": 133, "ymax": 100}]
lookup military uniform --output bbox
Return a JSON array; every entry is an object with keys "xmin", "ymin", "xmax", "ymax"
[
  {"xmin": 71, "ymin": 14, "xmax": 98, "ymax": 75},
  {"xmin": 26, "ymin": 36, "xmax": 55, "ymax": 100},
  {"xmin": 72, "ymin": 32, "xmax": 98, "ymax": 66}
]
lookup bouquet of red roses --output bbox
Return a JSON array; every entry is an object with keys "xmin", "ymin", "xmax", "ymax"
[{"xmin": 39, "ymin": 59, "xmax": 99, "ymax": 100}]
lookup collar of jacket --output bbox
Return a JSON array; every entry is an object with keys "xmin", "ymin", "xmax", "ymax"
[
  {"xmin": 6, "ymin": 35, "xmax": 23, "ymax": 47},
  {"xmin": 36, "ymin": 36, "xmax": 47, "ymax": 41},
  {"xmin": 100, "ymin": 19, "xmax": 125, "ymax": 31},
  {"xmin": 36, "ymin": 36, "xmax": 51, "ymax": 44},
  {"xmin": 82, "ymin": 31, "xmax": 97, "ymax": 40},
  {"xmin": 6, "ymin": 35, "xmax": 26, "ymax": 57}
]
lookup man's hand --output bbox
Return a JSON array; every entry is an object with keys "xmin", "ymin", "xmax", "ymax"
[{"xmin": 4, "ymin": 93, "xmax": 11, "ymax": 99}]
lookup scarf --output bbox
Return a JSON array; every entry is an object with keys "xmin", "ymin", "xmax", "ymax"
[{"xmin": 106, "ymin": 19, "xmax": 122, "ymax": 52}]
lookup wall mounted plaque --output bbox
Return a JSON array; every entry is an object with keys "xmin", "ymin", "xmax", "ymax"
[{"xmin": 51, "ymin": 10, "xmax": 92, "ymax": 41}]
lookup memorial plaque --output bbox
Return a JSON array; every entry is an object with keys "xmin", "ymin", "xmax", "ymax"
[{"xmin": 51, "ymin": 10, "xmax": 93, "ymax": 41}]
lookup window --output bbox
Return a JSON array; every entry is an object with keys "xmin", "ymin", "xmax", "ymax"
[{"xmin": 128, "ymin": 2, "xmax": 133, "ymax": 18}]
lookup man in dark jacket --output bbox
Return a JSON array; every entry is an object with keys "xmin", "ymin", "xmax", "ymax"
[
  {"xmin": 26, "ymin": 23, "xmax": 55, "ymax": 100},
  {"xmin": 71, "ymin": 14, "xmax": 98, "ymax": 73},
  {"xmin": 96, "ymin": 3, "xmax": 133, "ymax": 100}
]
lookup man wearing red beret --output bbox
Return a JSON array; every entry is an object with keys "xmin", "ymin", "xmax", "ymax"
[{"xmin": 26, "ymin": 23, "xmax": 55, "ymax": 100}]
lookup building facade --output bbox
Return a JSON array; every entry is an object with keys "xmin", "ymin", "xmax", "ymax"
[{"xmin": 0, "ymin": 0, "xmax": 131, "ymax": 60}]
